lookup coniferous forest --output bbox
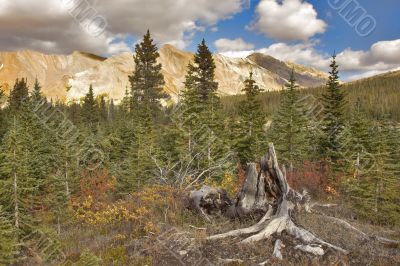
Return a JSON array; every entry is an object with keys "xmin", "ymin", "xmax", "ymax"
[{"xmin": 0, "ymin": 32, "xmax": 399, "ymax": 265}]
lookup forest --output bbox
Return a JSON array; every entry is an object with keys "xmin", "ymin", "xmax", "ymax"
[{"xmin": 0, "ymin": 31, "xmax": 399, "ymax": 265}]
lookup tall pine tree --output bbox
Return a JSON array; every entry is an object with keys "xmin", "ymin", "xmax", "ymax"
[
  {"xmin": 233, "ymin": 71, "xmax": 265, "ymax": 165},
  {"xmin": 129, "ymin": 30, "xmax": 167, "ymax": 113},
  {"xmin": 270, "ymin": 70, "xmax": 310, "ymax": 171},
  {"xmin": 9, "ymin": 78, "xmax": 29, "ymax": 111},
  {"xmin": 180, "ymin": 39, "xmax": 232, "ymax": 181},
  {"xmin": 0, "ymin": 116, "xmax": 38, "ymax": 234},
  {"xmin": 320, "ymin": 54, "xmax": 347, "ymax": 163},
  {"xmin": 82, "ymin": 84, "xmax": 99, "ymax": 132}
]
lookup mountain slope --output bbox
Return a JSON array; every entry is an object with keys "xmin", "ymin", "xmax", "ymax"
[{"xmin": 0, "ymin": 45, "xmax": 329, "ymax": 102}]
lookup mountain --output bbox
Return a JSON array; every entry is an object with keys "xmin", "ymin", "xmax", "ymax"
[{"xmin": 0, "ymin": 45, "xmax": 329, "ymax": 102}]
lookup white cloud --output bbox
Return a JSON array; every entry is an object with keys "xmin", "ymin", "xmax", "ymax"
[
  {"xmin": 215, "ymin": 38, "xmax": 255, "ymax": 52},
  {"xmin": 0, "ymin": 0, "xmax": 249, "ymax": 54},
  {"xmin": 221, "ymin": 39, "xmax": 400, "ymax": 81},
  {"xmin": 337, "ymin": 39, "xmax": 400, "ymax": 72},
  {"xmin": 221, "ymin": 41, "xmax": 329, "ymax": 70},
  {"xmin": 250, "ymin": 0, "xmax": 327, "ymax": 41}
]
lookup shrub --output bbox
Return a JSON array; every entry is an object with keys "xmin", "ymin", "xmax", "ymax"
[
  {"xmin": 76, "ymin": 249, "xmax": 102, "ymax": 266},
  {"xmin": 287, "ymin": 161, "xmax": 332, "ymax": 198}
]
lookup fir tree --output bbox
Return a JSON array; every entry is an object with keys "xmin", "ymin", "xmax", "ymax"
[
  {"xmin": 31, "ymin": 78, "xmax": 45, "ymax": 103},
  {"xmin": 0, "ymin": 205, "xmax": 18, "ymax": 265},
  {"xmin": 347, "ymin": 118, "xmax": 400, "ymax": 226},
  {"xmin": 320, "ymin": 54, "xmax": 347, "ymax": 162},
  {"xmin": 108, "ymin": 99, "xmax": 115, "ymax": 123},
  {"xmin": 0, "ymin": 116, "xmax": 38, "ymax": 233},
  {"xmin": 99, "ymin": 95, "xmax": 108, "ymax": 123},
  {"xmin": 270, "ymin": 70, "xmax": 309, "ymax": 171},
  {"xmin": 129, "ymin": 30, "xmax": 167, "ymax": 112},
  {"xmin": 82, "ymin": 84, "xmax": 99, "ymax": 132},
  {"xmin": 9, "ymin": 78, "xmax": 29, "ymax": 111},
  {"xmin": 181, "ymin": 39, "xmax": 232, "ymax": 181},
  {"xmin": 0, "ymin": 86, "xmax": 5, "ymax": 138},
  {"xmin": 342, "ymin": 99, "xmax": 373, "ymax": 177},
  {"xmin": 126, "ymin": 106, "xmax": 158, "ymax": 191},
  {"xmin": 233, "ymin": 72, "xmax": 265, "ymax": 165}
]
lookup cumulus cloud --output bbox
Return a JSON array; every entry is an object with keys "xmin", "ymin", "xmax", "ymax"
[
  {"xmin": 221, "ymin": 39, "xmax": 400, "ymax": 81},
  {"xmin": 249, "ymin": 0, "xmax": 327, "ymax": 41},
  {"xmin": 337, "ymin": 39, "xmax": 400, "ymax": 72},
  {"xmin": 214, "ymin": 38, "xmax": 255, "ymax": 52},
  {"xmin": 220, "ymin": 41, "xmax": 329, "ymax": 70},
  {"xmin": 0, "ymin": 0, "xmax": 248, "ymax": 54}
]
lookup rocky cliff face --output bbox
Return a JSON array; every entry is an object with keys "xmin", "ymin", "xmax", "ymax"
[{"xmin": 0, "ymin": 45, "xmax": 328, "ymax": 102}]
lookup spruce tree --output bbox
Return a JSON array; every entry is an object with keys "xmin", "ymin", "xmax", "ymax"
[
  {"xmin": 181, "ymin": 39, "xmax": 232, "ymax": 181},
  {"xmin": 0, "ymin": 116, "xmax": 38, "ymax": 233},
  {"xmin": 31, "ymin": 78, "xmax": 45, "ymax": 103},
  {"xmin": 9, "ymin": 78, "xmax": 29, "ymax": 111},
  {"xmin": 126, "ymin": 106, "xmax": 158, "ymax": 191},
  {"xmin": 233, "ymin": 72, "xmax": 265, "ymax": 165},
  {"xmin": 99, "ymin": 95, "xmax": 107, "ymax": 123},
  {"xmin": 0, "ymin": 86, "xmax": 5, "ymax": 138},
  {"xmin": 347, "ymin": 118, "xmax": 400, "ymax": 226},
  {"xmin": 82, "ymin": 84, "xmax": 99, "ymax": 132},
  {"xmin": 320, "ymin": 54, "xmax": 346, "ymax": 162},
  {"xmin": 129, "ymin": 30, "xmax": 167, "ymax": 113},
  {"xmin": 119, "ymin": 31, "xmax": 167, "ymax": 192},
  {"xmin": 0, "ymin": 205, "xmax": 18, "ymax": 265},
  {"xmin": 342, "ymin": 99, "xmax": 373, "ymax": 176},
  {"xmin": 270, "ymin": 70, "xmax": 309, "ymax": 171}
]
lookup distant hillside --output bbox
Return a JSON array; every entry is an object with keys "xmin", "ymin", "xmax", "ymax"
[
  {"xmin": 0, "ymin": 45, "xmax": 328, "ymax": 102},
  {"xmin": 222, "ymin": 70, "xmax": 400, "ymax": 121}
]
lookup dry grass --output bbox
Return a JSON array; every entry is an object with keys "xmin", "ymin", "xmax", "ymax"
[{"xmin": 48, "ymin": 183, "xmax": 399, "ymax": 265}]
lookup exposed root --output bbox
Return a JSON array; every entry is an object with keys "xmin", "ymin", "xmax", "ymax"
[
  {"xmin": 319, "ymin": 214, "xmax": 400, "ymax": 245},
  {"xmin": 272, "ymin": 239, "xmax": 283, "ymax": 260},
  {"xmin": 295, "ymin": 244, "xmax": 325, "ymax": 256},
  {"xmin": 207, "ymin": 207, "xmax": 273, "ymax": 240},
  {"xmin": 207, "ymin": 143, "xmax": 349, "ymax": 257},
  {"xmin": 241, "ymin": 216, "xmax": 289, "ymax": 243}
]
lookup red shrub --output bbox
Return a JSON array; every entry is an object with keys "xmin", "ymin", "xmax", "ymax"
[{"xmin": 287, "ymin": 161, "xmax": 331, "ymax": 198}]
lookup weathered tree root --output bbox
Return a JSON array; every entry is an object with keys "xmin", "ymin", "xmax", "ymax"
[
  {"xmin": 207, "ymin": 143, "xmax": 349, "ymax": 257},
  {"xmin": 317, "ymin": 213, "xmax": 400, "ymax": 246}
]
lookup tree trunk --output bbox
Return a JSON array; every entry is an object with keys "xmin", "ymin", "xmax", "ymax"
[{"xmin": 205, "ymin": 143, "xmax": 348, "ymax": 256}]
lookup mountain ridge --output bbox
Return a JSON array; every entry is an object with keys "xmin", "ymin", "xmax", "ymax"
[{"xmin": 0, "ymin": 45, "xmax": 329, "ymax": 102}]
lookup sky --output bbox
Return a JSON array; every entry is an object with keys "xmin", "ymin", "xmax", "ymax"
[{"xmin": 0, "ymin": 0, "xmax": 399, "ymax": 80}]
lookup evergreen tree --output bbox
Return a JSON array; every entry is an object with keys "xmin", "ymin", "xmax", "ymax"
[
  {"xmin": 9, "ymin": 78, "xmax": 29, "ymax": 111},
  {"xmin": 270, "ymin": 70, "xmax": 309, "ymax": 171},
  {"xmin": 233, "ymin": 72, "xmax": 265, "ymax": 165},
  {"xmin": 119, "ymin": 31, "xmax": 167, "ymax": 192},
  {"xmin": 0, "ymin": 86, "xmax": 5, "ymax": 138},
  {"xmin": 99, "ymin": 95, "xmax": 107, "ymax": 123},
  {"xmin": 129, "ymin": 30, "xmax": 167, "ymax": 113},
  {"xmin": 120, "ymin": 88, "xmax": 131, "ymax": 115},
  {"xmin": 0, "ymin": 205, "xmax": 18, "ymax": 265},
  {"xmin": 320, "ymin": 54, "xmax": 347, "ymax": 162},
  {"xmin": 126, "ymin": 106, "xmax": 158, "ymax": 191},
  {"xmin": 82, "ymin": 84, "xmax": 99, "ymax": 132},
  {"xmin": 108, "ymin": 99, "xmax": 115, "ymax": 124},
  {"xmin": 76, "ymin": 249, "xmax": 102, "ymax": 266},
  {"xmin": 347, "ymin": 118, "xmax": 400, "ymax": 226},
  {"xmin": 180, "ymin": 39, "xmax": 232, "ymax": 181},
  {"xmin": 0, "ymin": 116, "xmax": 38, "ymax": 233},
  {"xmin": 31, "ymin": 78, "xmax": 45, "ymax": 103},
  {"xmin": 341, "ymin": 99, "xmax": 373, "ymax": 177}
]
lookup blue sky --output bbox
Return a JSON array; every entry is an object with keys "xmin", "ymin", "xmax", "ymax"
[
  {"xmin": 191, "ymin": 0, "xmax": 399, "ymax": 52},
  {"xmin": 185, "ymin": 0, "xmax": 400, "ymax": 80},
  {"xmin": 1, "ymin": 0, "xmax": 399, "ymax": 80}
]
